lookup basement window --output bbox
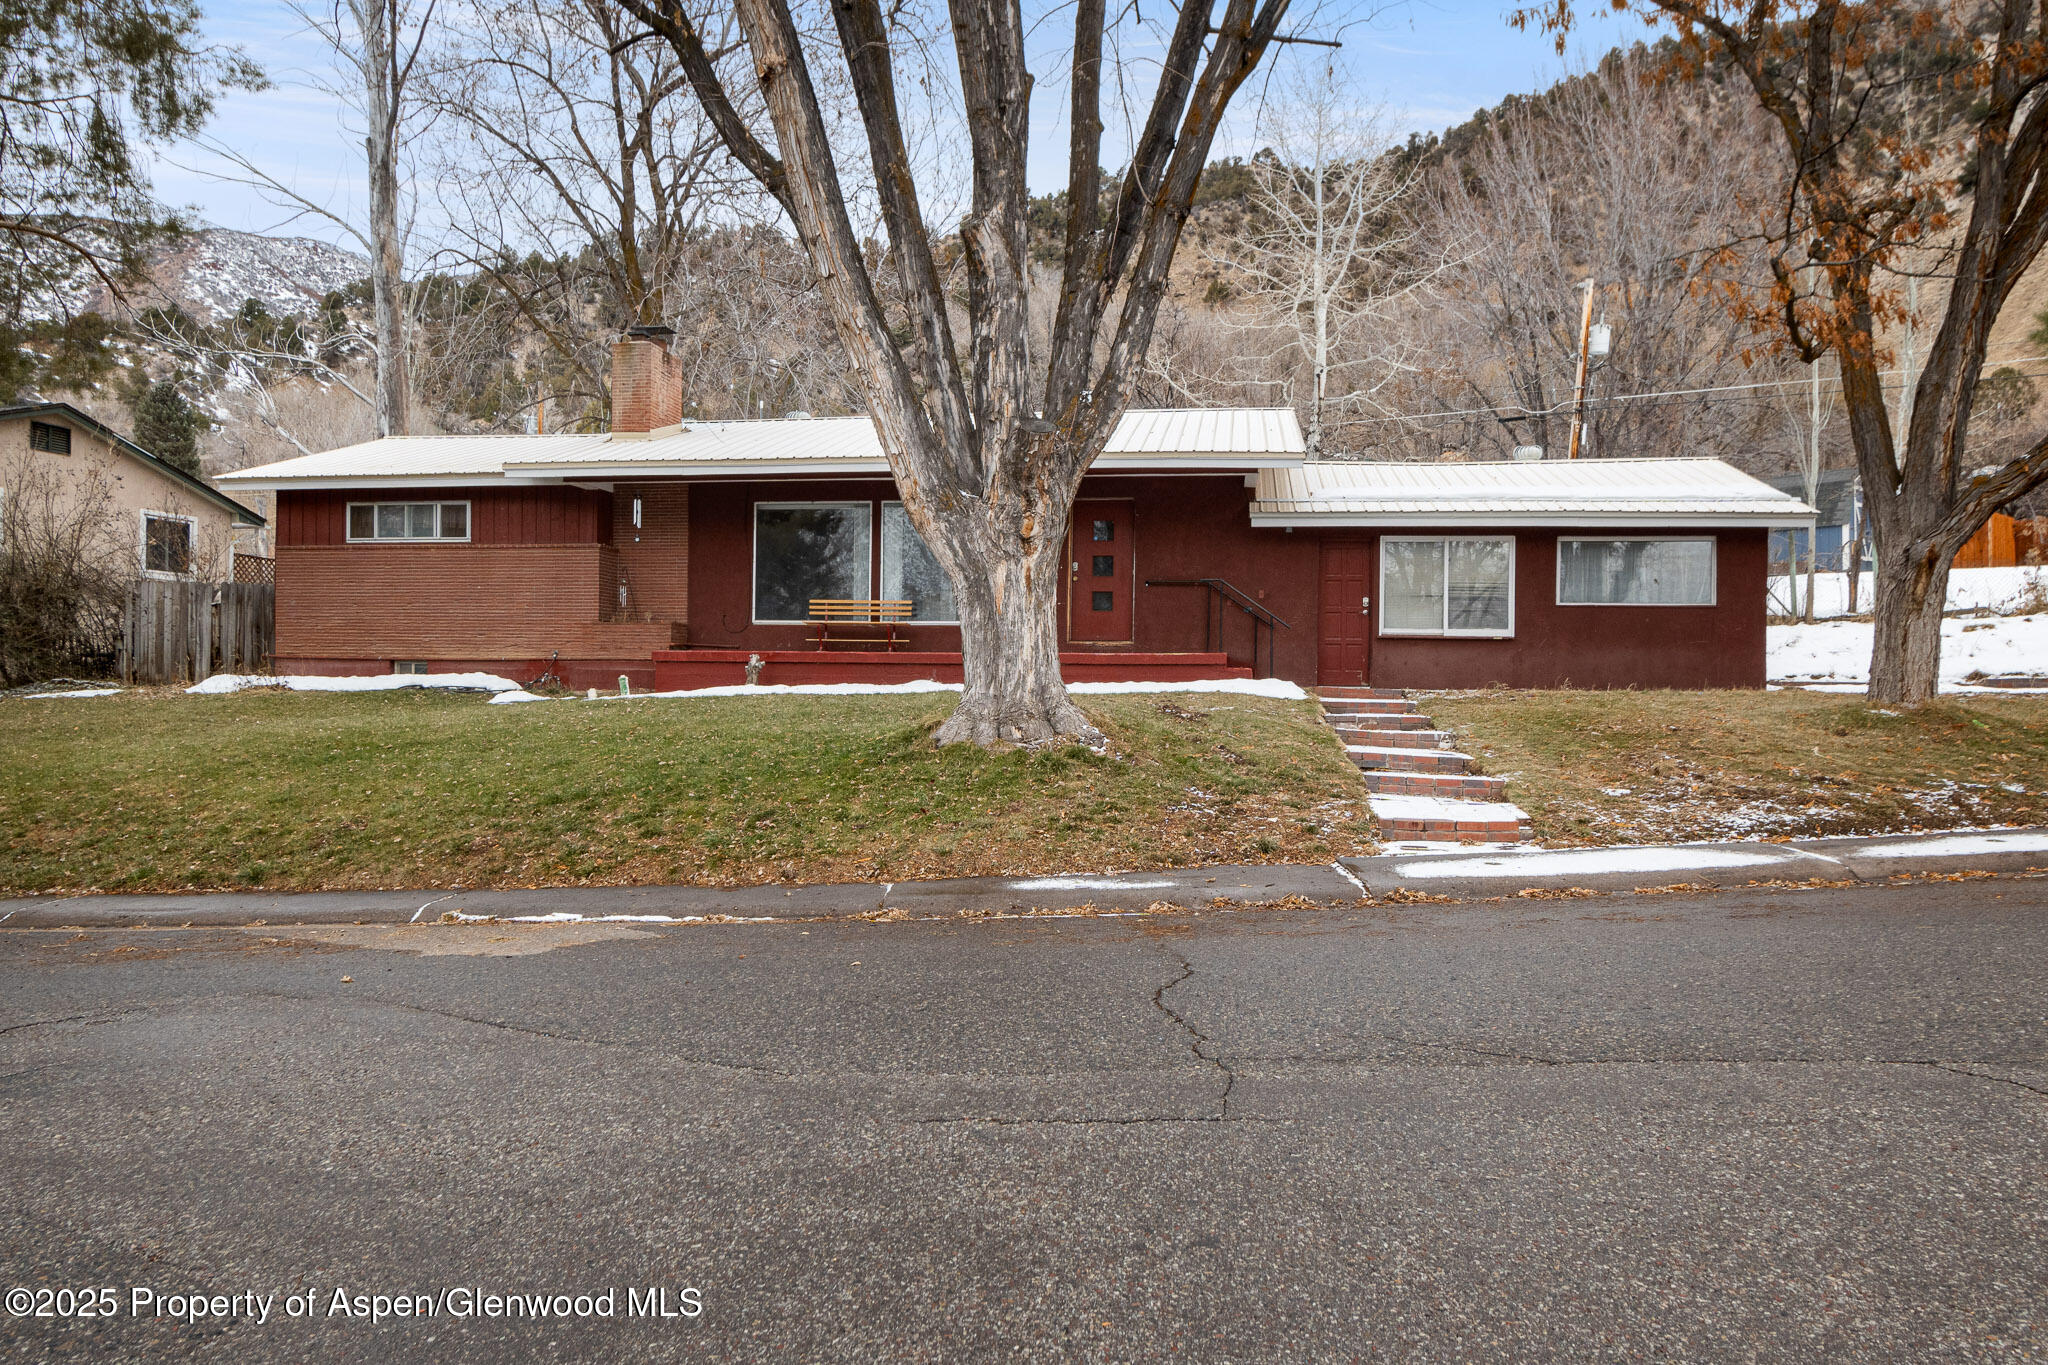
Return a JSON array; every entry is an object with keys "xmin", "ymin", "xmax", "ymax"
[
  {"xmin": 346, "ymin": 501, "xmax": 470, "ymax": 542},
  {"xmin": 29, "ymin": 420, "xmax": 71, "ymax": 454},
  {"xmin": 1380, "ymin": 537, "xmax": 1514, "ymax": 637},
  {"xmin": 392, "ymin": 661, "xmax": 430, "ymax": 675},
  {"xmin": 753, "ymin": 502, "xmax": 871, "ymax": 623},
  {"xmin": 1557, "ymin": 538, "xmax": 1716, "ymax": 606}
]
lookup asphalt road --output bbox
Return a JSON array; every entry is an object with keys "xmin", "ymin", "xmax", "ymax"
[{"xmin": 3, "ymin": 878, "xmax": 2044, "ymax": 1363}]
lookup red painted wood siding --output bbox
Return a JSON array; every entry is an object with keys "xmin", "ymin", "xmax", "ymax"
[{"xmin": 277, "ymin": 486, "xmax": 614, "ymax": 546}]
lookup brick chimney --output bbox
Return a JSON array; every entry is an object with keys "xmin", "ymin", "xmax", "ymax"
[{"xmin": 609, "ymin": 324, "xmax": 682, "ymax": 439}]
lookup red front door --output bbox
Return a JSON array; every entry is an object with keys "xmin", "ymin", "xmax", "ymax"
[
  {"xmin": 1318, "ymin": 535, "xmax": 1372, "ymax": 685},
  {"xmin": 1069, "ymin": 499, "xmax": 1134, "ymax": 643}
]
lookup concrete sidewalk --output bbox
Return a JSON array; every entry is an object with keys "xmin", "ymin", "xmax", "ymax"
[{"xmin": 2, "ymin": 828, "xmax": 2044, "ymax": 928}]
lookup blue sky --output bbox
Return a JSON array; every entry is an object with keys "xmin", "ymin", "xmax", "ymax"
[{"xmin": 154, "ymin": 0, "xmax": 1657, "ymax": 248}]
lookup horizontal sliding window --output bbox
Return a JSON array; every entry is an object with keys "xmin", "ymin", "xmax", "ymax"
[
  {"xmin": 1381, "ymin": 537, "xmax": 1514, "ymax": 637},
  {"xmin": 346, "ymin": 501, "xmax": 469, "ymax": 542},
  {"xmin": 1558, "ymin": 538, "xmax": 1715, "ymax": 606},
  {"xmin": 881, "ymin": 502, "xmax": 957, "ymax": 622},
  {"xmin": 754, "ymin": 502, "xmax": 871, "ymax": 623}
]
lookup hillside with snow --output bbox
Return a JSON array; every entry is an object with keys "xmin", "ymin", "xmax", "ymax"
[{"xmin": 32, "ymin": 227, "xmax": 368, "ymax": 324}]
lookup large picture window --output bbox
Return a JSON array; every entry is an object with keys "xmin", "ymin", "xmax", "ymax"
[
  {"xmin": 881, "ymin": 502, "xmax": 957, "ymax": 622},
  {"xmin": 1558, "ymin": 538, "xmax": 1715, "ymax": 606},
  {"xmin": 1380, "ymin": 537, "xmax": 1514, "ymax": 636},
  {"xmin": 753, "ymin": 502, "xmax": 872, "ymax": 622},
  {"xmin": 347, "ymin": 501, "xmax": 470, "ymax": 542}
]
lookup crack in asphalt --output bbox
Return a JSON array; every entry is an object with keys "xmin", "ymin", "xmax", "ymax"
[
  {"xmin": 0, "ymin": 1009, "xmax": 149, "ymax": 1036},
  {"xmin": 1151, "ymin": 949, "xmax": 1236, "ymax": 1121},
  {"xmin": 1925, "ymin": 1062, "xmax": 2048, "ymax": 1101}
]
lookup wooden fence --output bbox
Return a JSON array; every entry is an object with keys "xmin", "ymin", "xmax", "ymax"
[{"xmin": 121, "ymin": 579, "xmax": 275, "ymax": 684}]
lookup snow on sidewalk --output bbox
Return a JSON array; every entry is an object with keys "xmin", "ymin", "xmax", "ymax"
[{"xmin": 1769, "ymin": 613, "xmax": 2048, "ymax": 689}]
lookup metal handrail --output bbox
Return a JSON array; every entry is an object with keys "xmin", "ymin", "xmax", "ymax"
[{"xmin": 1145, "ymin": 577, "xmax": 1292, "ymax": 677}]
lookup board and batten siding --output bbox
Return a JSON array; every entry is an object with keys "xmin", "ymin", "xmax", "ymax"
[{"xmin": 276, "ymin": 485, "xmax": 615, "ymax": 546}]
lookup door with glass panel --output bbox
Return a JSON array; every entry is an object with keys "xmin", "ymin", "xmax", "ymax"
[{"xmin": 1068, "ymin": 499, "xmax": 1134, "ymax": 643}]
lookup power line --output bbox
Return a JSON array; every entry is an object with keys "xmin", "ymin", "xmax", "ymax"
[{"xmin": 1336, "ymin": 353, "xmax": 2048, "ymax": 428}]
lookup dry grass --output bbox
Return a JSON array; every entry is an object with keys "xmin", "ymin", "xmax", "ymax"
[
  {"xmin": 0, "ymin": 689, "xmax": 1375, "ymax": 895},
  {"xmin": 1426, "ymin": 688, "xmax": 2048, "ymax": 846}
]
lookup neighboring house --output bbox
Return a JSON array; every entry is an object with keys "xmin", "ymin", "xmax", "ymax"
[
  {"xmin": 219, "ymin": 332, "xmax": 1814, "ymax": 690},
  {"xmin": 1769, "ymin": 467, "xmax": 2047, "ymax": 570},
  {"xmin": 0, "ymin": 401, "xmax": 264, "ymax": 579},
  {"xmin": 1768, "ymin": 469, "xmax": 1866, "ymax": 572}
]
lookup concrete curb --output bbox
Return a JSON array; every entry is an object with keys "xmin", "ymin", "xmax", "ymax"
[
  {"xmin": 0, "ymin": 863, "xmax": 1359, "ymax": 929},
  {"xmin": 2, "ymin": 831, "xmax": 2042, "ymax": 928}
]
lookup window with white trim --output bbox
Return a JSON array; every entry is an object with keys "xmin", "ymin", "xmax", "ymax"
[
  {"xmin": 880, "ymin": 502, "xmax": 957, "ymax": 622},
  {"xmin": 753, "ymin": 502, "xmax": 872, "ymax": 623},
  {"xmin": 346, "ymin": 501, "xmax": 470, "ymax": 541},
  {"xmin": 1379, "ymin": 537, "xmax": 1514, "ymax": 636},
  {"xmin": 1557, "ymin": 538, "xmax": 1715, "ymax": 606},
  {"xmin": 142, "ymin": 512, "xmax": 195, "ymax": 576}
]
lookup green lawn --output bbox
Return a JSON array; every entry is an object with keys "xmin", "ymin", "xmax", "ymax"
[
  {"xmin": 1427, "ymin": 688, "xmax": 2048, "ymax": 846},
  {"xmin": 0, "ymin": 689, "xmax": 1376, "ymax": 895}
]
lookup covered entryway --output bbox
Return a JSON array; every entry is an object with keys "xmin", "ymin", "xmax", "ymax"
[
  {"xmin": 1069, "ymin": 498, "xmax": 1135, "ymax": 643},
  {"xmin": 1317, "ymin": 534, "xmax": 1373, "ymax": 685}
]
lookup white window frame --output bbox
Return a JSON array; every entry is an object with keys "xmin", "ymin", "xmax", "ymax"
[
  {"xmin": 1555, "ymin": 535, "xmax": 1717, "ymax": 608},
  {"xmin": 1377, "ymin": 535, "xmax": 1517, "ymax": 639},
  {"xmin": 139, "ymin": 509, "xmax": 199, "ymax": 579},
  {"xmin": 751, "ymin": 500, "xmax": 874, "ymax": 625},
  {"xmin": 880, "ymin": 500, "xmax": 959, "ymax": 624},
  {"xmin": 344, "ymin": 500, "xmax": 473, "ymax": 543}
]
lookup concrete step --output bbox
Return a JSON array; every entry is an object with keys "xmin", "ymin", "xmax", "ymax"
[
  {"xmin": 1345, "ymin": 744, "xmax": 1474, "ymax": 774},
  {"xmin": 1320, "ymin": 698, "xmax": 1420, "ymax": 717},
  {"xmin": 1360, "ymin": 770, "xmax": 1511, "ymax": 799},
  {"xmin": 1326, "ymin": 711, "xmax": 1434, "ymax": 731},
  {"xmin": 1317, "ymin": 686, "xmax": 1408, "ymax": 700},
  {"xmin": 1368, "ymin": 794, "xmax": 1531, "ymax": 844},
  {"xmin": 1333, "ymin": 727, "xmax": 1455, "ymax": 748}
]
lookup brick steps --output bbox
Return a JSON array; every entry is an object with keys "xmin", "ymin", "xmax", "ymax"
[{"xmin": 1316, "ymin": 686, "xmax": 1529, "ymax": 846}]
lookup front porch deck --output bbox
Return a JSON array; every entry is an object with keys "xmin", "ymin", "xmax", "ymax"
[{"xmin": 652, "ymin": 649, "xmax": 1252, "ymax": 690}]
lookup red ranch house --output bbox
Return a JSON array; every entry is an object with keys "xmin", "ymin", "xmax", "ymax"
[{"xmin": 220, "ymin": 335, "xmax": 1815, "ymax": 692}]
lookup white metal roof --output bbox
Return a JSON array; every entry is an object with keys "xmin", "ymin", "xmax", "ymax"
[
  {"xmin": 219, "ymin": 407, "xmax": 1305, "ymax": 488},
  {"xmin": 1251, "ymin": 459, "xmax": 1818, "ymax": 528}
]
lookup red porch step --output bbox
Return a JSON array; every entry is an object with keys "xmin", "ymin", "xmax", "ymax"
[
  {"xmin": 1333, "ymin": 726, "xmax": 1454, "ymax": 748},
  {"xmin": 1361, "ymin": 770, "xmax": 1511, "ymax": 799},
  {"xmin": 1345, "ymin": 744, "xmax": 1473, "ymax": 773},
  {"xmin": 1327, "ymin": 711, "xmax": 1434, "ymax": 731},
  {"xmin": 1320, "ymin": 698, "xmax": 1420, "ymax": 717},
  {"xmin": 1318, "ymin": 686, "xmax": 1408, "ymax": 700}
]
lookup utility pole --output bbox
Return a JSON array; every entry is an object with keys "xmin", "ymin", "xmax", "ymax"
[{"xmin": 1566, "ymin": 278, "xmax": 1596, "ymax": 459}]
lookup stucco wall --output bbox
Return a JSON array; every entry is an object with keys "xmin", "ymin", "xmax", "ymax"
[{"xmin": 0, "ymin": 414, "xmax": 238, "ymax": 577}]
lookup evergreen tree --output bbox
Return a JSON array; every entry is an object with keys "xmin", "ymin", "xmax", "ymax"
[{"xmin": 131, "ymin": 379, "xmax": 203, "ymax": 476}]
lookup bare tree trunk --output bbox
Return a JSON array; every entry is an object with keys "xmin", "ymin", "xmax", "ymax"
[
  {"xmin": 361, "ymin": 0, "xmax": 410, "ymax": 438},
  {"xmin": 931, "ymin": 490, "xmax": 1095, "ymax": 745},
  {"xmin": 1868, "ymin": 541, "xmax": 1950, "ymax": 704}
]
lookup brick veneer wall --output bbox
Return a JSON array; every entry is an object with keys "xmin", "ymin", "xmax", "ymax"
[
  {"xmin": 612, "ymin": 482, "xmax": 689, "ymax": 621},
  {"xmin": 278, "ymin": 543, "xmax": 622, "ymax": 658}
]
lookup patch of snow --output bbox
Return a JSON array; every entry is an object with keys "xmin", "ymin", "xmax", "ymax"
[
  {"xmin": 25, "ymin": 688, "xmax": 122, "ymax": 698},
  {"xmin": 1768, "ymin": 564, "xmax": 2048, "ymax": 618},
  {"xmin": 487, "ymin": 689, "xmax": 553, "ymax": 704},
  {"xmin": 1857, "ymin": 830, "xmax": 2048, "ymax": 858},
  {"xmin": 1367, "ymin": 794, "xmax": 1528, "ymax": 822},
  {"xmin": 25, "ymin": 227, "xmax": 368, "ymax": 325},
  {"xmin": 1769, "ymin": 613, "xmax": 2048, "ymax": 689},
  {"xmin": 1395, "ymin": 846, "xmax": 1797, "ymax": 879},
  {"xmin": 1068, "ymin": 678, "xmax": 1307, "ymax": 700},
  {"xmin": 189, "ymin": 672, "xmax": 520, "ymax": 695},
  {"xmin": 1008, "ymin": 876, "xmax": 1180, "ymax": 891},
  {"xmin": 1601, "ymin": 787, "xmax": 1633, "ymax": 796}
]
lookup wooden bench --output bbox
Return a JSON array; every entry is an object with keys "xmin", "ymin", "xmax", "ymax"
[{"xmin": 809, "ymin": 599, "xmax": 913, "ymax": 650}]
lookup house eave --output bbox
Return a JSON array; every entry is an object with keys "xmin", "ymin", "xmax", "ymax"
[{"xmin": 1249, "ymin": 509, "xmax": 1814, "ymax": 529}]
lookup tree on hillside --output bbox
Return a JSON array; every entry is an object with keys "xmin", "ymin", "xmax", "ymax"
[
  {"xmin": 1213, "ymin": 63, "xmax": 1442, "ymax": 456},
  {"xmin": 0, "ymin": 0, "xmax": 260, "ymax": 393},
  {"xmin": 130, "ymin": 376, "xmax": 204, "ymax": 475},
  {"xmin": 1523, "ymin": 0, "xmax": 2048, "ymax": 704},
  {"xmin": 613, "ymin": 0, "xmax": 1301, "ymax": 745}
]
